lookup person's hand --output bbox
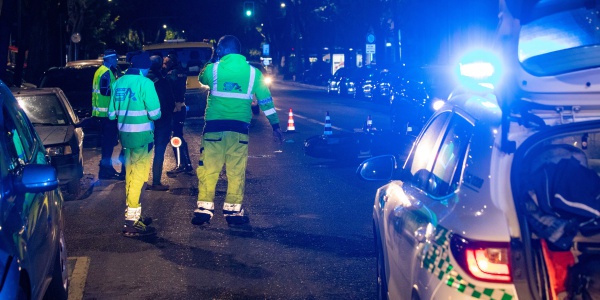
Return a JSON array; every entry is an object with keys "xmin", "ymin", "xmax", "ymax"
[
  {"xmin": 174, "ymin": 102, "xmax": 185, "ymax": 112},
  {"xmin": 273, "ymin": 128, "xmax": 283, "ymax": 145}
]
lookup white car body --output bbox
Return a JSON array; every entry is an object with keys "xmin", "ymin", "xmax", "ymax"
[{"xmin": 360, "ymin": 1, "xmax": 600, "ymax": 299}]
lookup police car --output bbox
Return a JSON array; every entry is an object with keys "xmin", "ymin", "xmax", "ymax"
[{"xmin": 358, "ymin": 0, "xmax": 600, "ymax": 299}]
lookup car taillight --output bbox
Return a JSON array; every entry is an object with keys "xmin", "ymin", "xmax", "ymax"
[{"xmin": 450, "ymin": 234, "xmax": 512, "ymax": 283}]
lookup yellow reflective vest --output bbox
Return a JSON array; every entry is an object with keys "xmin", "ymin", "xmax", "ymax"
[
  {"xmin": 92, "ymin": 65, "xmax": 116, "ymax": 117},
  {"xmin": 199, "ymin": 54, "xmax": 280, "ymax": 128}
]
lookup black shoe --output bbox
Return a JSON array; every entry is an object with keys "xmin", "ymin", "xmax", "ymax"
[
  {"xmin": 99, "ymin": 168, "xmax": 125, "ymax": 180},
  {"xmin": 191, "ymin": 209, "xmax": 212, "ymax": 225},
  {"xmin": 225, "ymin": 209, "xmax": 250, "ymax": 226},
  {"xmin": 146, "ymin": 184, "xmax": 169, "ymax": 191},
  {"xmin": 122, "ymin": 220, "xmax": 156, "ymax": 237},
  {"xmin": 139, "ymin": 216, "xmax": 153, "ymax": 226},
  {"xmin": 167, "ymin": 165, "xmax": 194, "ymax": 177}
]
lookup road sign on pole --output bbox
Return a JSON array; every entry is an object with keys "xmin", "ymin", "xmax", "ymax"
[{"xmin": 366, "ymin": 44, "xmax": 376, "ymax": 54}]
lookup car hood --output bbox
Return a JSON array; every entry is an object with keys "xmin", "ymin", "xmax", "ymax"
[{"xmin": 34, "ymin": 125, "xmax": 69, "ymax": 145}]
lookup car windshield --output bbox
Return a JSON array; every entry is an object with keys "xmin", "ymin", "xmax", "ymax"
[
  {"xmin": 145, "ymin": 47, "xmax": 213, "ymax": 76},
  {"xmin": 519, "ymin": 1, "xmax": 600, "ymax": 75},
  {"xmin": 16, "ymin": 94, "xmax": 69, "ymax": 125}
]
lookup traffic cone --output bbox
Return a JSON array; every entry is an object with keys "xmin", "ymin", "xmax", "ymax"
[
  {"xmin": 287, "ymin": 108, "xmax": 296, "ymax": 132},
  {"xmin": 365, "ymin": 115, "xmax": 373, "ymax": 132},
  {"xmin": 324, "ymin": 111, "xmax": 332, "ymax": 136}
]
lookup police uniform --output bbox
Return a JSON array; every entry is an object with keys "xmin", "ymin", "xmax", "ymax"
[
  {"xmin": 92, "ymin": 50, "xmax": 125, "ymax": 180},
  {"xmin": 194, "ymin": 52, "xmax": 280, "ymax": 225}
]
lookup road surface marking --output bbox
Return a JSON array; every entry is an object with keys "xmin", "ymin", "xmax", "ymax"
[{"xmin": 68, "ymin": 256, "xmax": 90, "ymax": 300}]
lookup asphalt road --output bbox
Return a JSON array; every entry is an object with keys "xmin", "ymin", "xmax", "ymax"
[{"xmin": 64, "ymin": 80, "xmax": 391, "ymax": 299}]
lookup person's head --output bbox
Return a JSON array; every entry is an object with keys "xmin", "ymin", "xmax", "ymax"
[
  {"xmin": 130, "ymin": 51, "xmax": 152, "ymax": 76},
  {"xmin": 103, "ymin": 49, "xmax": 118, "ymax": 67},
  {"xmin": 216, "ymin": 35, "xmax": 241, "ymax": 58},
  {"xmin": 149, "ymin": 55, "xmax": 163, "ymax": 73},
  {"xmin": 163, "ymin": 53, "xmax": 179, "ymax": 71}
]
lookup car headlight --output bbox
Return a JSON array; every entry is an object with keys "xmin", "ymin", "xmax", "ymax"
[
  {"xmin": 264, "ymin": 76, "xmax": 273, "ymax": 85},
  {"xmin": 46, "ymin": 145, "xmax": 72, "ymax": 156}
]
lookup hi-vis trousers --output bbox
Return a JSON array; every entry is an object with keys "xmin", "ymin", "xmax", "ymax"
[
  {"xmin": 197, "ymin": 131, "xmax": 249, "ymax": 212},
  {"xmin": 124, "ymin": 143, "xmax": 153, "ymax": 213}
]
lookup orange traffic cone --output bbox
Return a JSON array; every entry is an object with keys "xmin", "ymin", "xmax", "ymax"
[
  {"xmin": 287, "ymin": 108, "xmax": 296, "ymax": 132},
  {"xmin": 365, "ymin": 115, "xmax": 373, "ymax": 132},
  {"xmin": 324, "ymin": 111, "xmax": 332, "ymax": 136}
]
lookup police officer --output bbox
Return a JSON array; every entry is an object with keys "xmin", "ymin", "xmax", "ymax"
[
  {"xmin": 163, "ymin": 54, "xmax": 194, "ymax": 176},
  {"xmin": 92, "ymin": 49, "xmax": 125, "ymax": 180},
  {"xmin": 108, "ymin": 51, "xmax": 161, "ymax": 237},
  {"xmin": 192, "ymin": 35, "xmax": 283, "ymax": 226}
]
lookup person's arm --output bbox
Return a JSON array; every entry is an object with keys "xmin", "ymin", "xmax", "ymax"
[
  {"xmin": 253, "ymin": 71, "xmax": 283, "ymax": 144},
  {"xmin": 99, "ymin": 70, "xmax": 112, "ymax": 96},
  {"xmin": 143, "ymin": 79, "xmax": 162, "ymax": 121},
  {"xmin": 108, "ymin": 85, "xmax": 117, "ymax": 121}
]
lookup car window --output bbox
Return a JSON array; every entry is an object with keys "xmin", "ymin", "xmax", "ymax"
[
  {"xmin": 410, "ymin": 112, "xmax": 450, "ymax": 185},
  {"xmin": 430, "ymin": 115, "xmax": 474, "ymax": 196},
  {"xmin": 16, "ymin": 94, "xmax": 69, "ymax": 125},
  {"xmin": 2, "ymin": 93, "xmax": 36, "ymax": 165}
]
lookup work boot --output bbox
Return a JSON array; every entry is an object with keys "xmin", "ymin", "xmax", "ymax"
[
  {"xmin": 122, "ymin": 219, "xmax": 156, "ymax": 237},
  {"xmin": 224, "ymin": 209, "xmax": 250, "ymax": 226},
  {"xmin": 139, "ymin": 216, "xmax": 153, "ymax": 226},
  {"xmin": 99, "ymin": 167, "xmax": 125, "ymax": 180},
  {"xmin": 191, "ymin": 208, "xmax": 213, "ymax": 225}
]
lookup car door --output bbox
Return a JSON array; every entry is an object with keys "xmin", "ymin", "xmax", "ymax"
[
  {"xmin": 384, "ymin": 110, "xmax": 474, "ymax": 299},
  {"xmin": 1, "ymin": 94, "xmax": 54, "ymax": 296}
]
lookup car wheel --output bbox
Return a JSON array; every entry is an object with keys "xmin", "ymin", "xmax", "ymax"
[
  {"xmin": 45, "ymin": 229, "xmax": 68, "ymax": 300},
  {"xmin": 64, "ymin": 179, "xmax": 80, "ymax": 201}
]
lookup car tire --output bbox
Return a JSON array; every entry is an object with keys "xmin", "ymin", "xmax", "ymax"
[
  {"xmin": 64, "ymin": 179, "xmax": 80, "ymax": 201},
  {"xmin": 45, "ymin": 229, "xmax": 68, "ymax": 300}
]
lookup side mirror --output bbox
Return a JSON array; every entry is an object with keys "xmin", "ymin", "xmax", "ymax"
[
  {"xmin": 14, "ymin": 164, "xmax": 59, "ymax": 193},
  {"xmin": 356, "ymin": 154, "xmax": 397, "ymax": 181}
]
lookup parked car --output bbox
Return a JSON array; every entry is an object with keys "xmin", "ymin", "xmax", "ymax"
[
  {"xmin": 12, "ymin": 87, "xmax": 84, "ymax": 200},
  {"xmin": 358, "ymin": 1, "xmax": 600, "ymax": 299},
  {"xmin": 354, "ymin": 64, "xmax": 379, "ymax": 100},
  {"xmin": 0, "ymin": 79, "xmax": 68, "ymax": 299},
  {"xmin": 326, "ymin": 67, "xmax": 358, "ymax": 97}
]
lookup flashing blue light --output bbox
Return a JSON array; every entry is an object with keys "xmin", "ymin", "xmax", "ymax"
[{"xmin": 455, "ymin": 49, "xmax": 504, "ymax": 91}]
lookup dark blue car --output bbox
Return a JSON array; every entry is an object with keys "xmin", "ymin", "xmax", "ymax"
[{"xmin": 0, "ymin": 80, "xmax": 68, "ymax": 299}]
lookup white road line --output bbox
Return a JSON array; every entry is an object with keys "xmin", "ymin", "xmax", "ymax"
[{"xmin": 68, "ymin": 256, "xmax": 90, "ymax": 300}]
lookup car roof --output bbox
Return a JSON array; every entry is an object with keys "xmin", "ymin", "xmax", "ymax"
[{"xmin": 10, "ymin": 87, "xmax": 64, "ymax": 96}]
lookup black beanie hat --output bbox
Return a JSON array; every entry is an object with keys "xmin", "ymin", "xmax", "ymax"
[{"xmin": 130, "ymin": 51, "xmax": 151, "ymax": 69}]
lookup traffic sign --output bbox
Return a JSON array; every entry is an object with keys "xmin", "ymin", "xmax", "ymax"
[
  {"xmin": 366, "ymin": 43, "xmax": 376, "ymax": 54},
  {"xmin": 170, "ymin": 137, "xmax": 182, "ymax": 148}
]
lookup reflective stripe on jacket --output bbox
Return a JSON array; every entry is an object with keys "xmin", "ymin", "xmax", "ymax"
[
  {"xmin": 199, "ymin": 54, "xmax": 279, "ymax": 126},
  {"xmin": 92, "ymin": 65, "xmax": 116, "ymax": 117},
  {"xmin": 108, "ymin": 72, "xmax": 161, "ymax": 148}
]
